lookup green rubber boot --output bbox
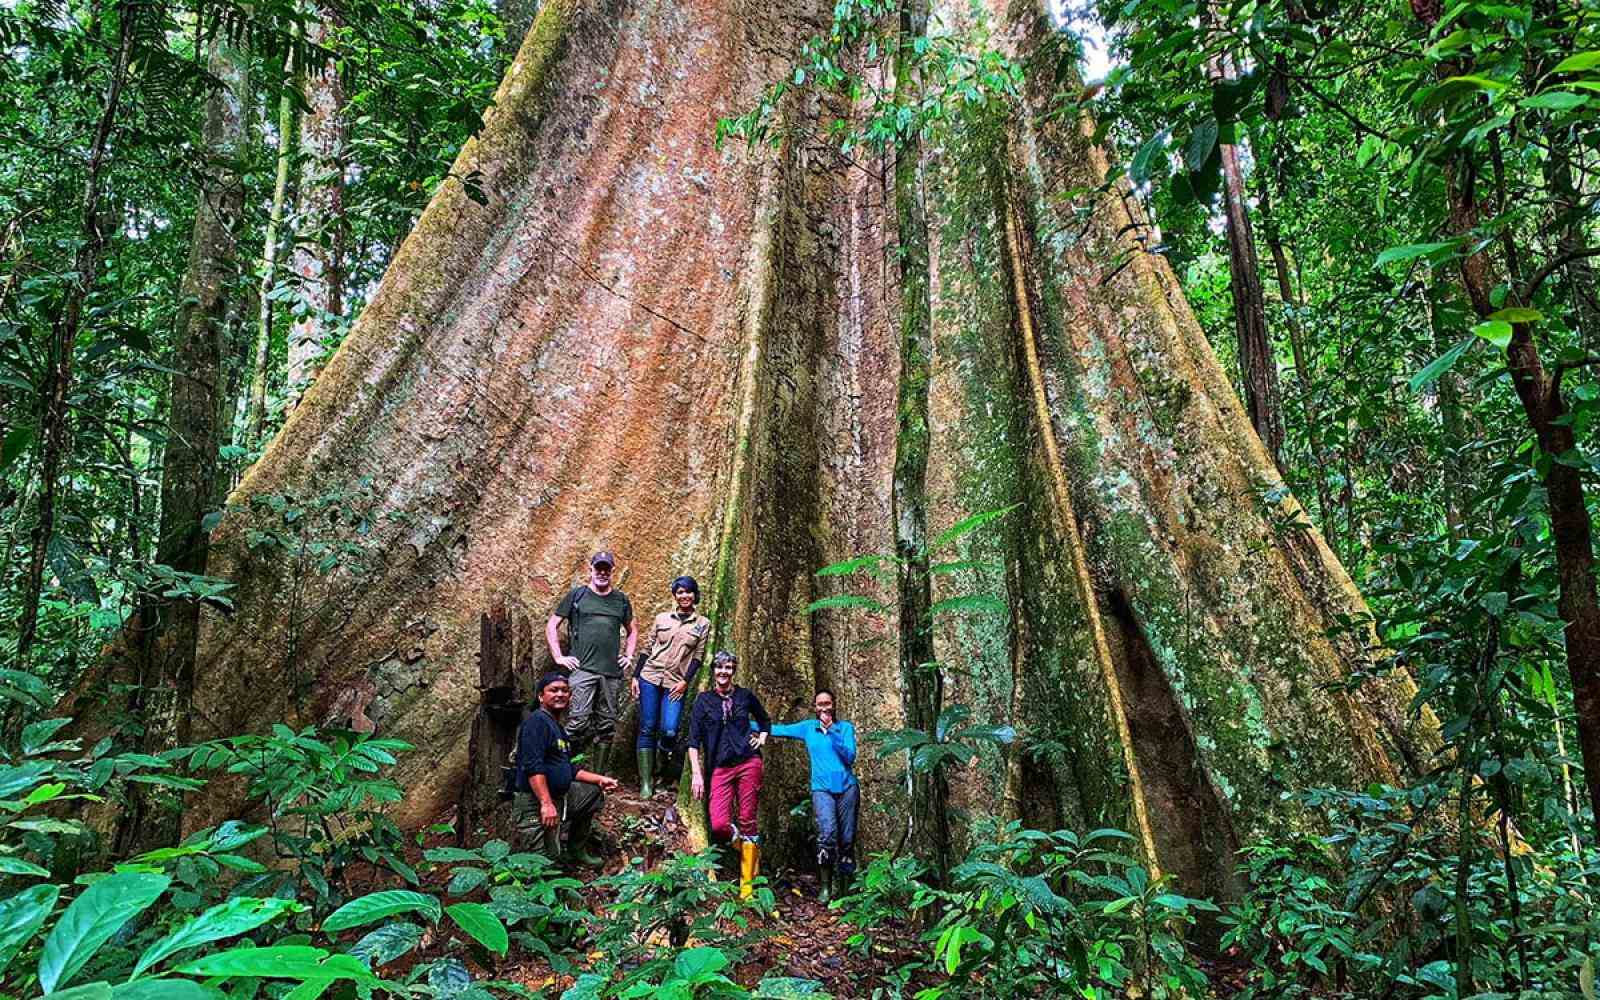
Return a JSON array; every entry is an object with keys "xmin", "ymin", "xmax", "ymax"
[
  {"xmin": 818, "ymin": 864, "xmax": 835, "ymax": 904},
  {"xmin": 590, "ymin": 741, "xmax": 612, "ymax": 777},
  {"xmin": 638, "ymin": 748, "xmax": 656, "ymax": 798}
]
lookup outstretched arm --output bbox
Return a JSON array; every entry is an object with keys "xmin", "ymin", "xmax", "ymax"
[{"xmin": 769, "ymin": 721, "xmax": 807, "ymax": 740}]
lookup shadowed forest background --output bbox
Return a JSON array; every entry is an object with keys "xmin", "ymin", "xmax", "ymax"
[{"xmin": 1, "ymin": 0, "xmax": 1599, "ymax": 997}]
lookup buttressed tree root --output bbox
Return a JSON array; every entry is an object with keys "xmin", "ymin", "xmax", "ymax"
[{"xmin": 133, "ymin": 0, "xmax": 1435, "ymax": 892}]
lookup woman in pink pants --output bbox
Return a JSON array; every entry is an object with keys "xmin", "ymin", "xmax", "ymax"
[{"xmin": 688, "ymin": 651, "xmax": 771, "ymax": 897}]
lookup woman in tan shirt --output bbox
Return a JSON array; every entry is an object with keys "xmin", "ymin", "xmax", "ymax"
[{"xmin": 630, "ymin": 575, "xmax": 712, "ymax": 797}]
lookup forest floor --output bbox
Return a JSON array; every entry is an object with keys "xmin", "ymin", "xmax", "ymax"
[{"xmin": 394, "ymin": 784, "xmax": 930, "ymax": 998}]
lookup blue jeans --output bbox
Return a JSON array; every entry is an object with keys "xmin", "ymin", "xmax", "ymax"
[
  {"xmin": 636, "ymin": 677, "xmax": 685, "ymax": 750},
  {"xmin": 812, "ymin": 784, "xmax": 859, "ymax": 867}
]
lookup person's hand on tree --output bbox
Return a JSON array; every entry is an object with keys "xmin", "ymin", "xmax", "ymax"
[
  {"xmin": 691, "ymin": 772, "xmax": 705, "ymax": 801},
  {"xmin": 540, "ymin": 799, "xmax": 559, "ymax": 830},
  {"xmin": 669, "ymin": 680, "xmax": 687, "ymax": 701}
]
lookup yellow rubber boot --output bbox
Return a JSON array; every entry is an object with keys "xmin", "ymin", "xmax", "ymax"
[{"xmin": 739, "ymin": 839, "xmax": 760, "ymax": 899}]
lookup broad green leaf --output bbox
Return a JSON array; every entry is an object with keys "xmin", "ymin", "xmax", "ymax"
[
  {"xmin": 446, "ymin": 868, "xmax": 489, "ymax": 896},
  {"xmin": 131, "ymin": 896, "xmax": 299, "ymax": 979},
  {"xmin": 113, "ymin": 980, "xmax": 224, "ymax": 999},
  {"xmin": 320, "ymin": 890, "xmax": 441, "ymax": 933},
  {"xmin": 1553, "ymin": 51, "xmax": 1600, "ymax": 73},
  {"xmin": 174, "ymin": 945, "xmax": 359, "ymax": 980},
  {"xmin": 47, "ymin": 983, "xmax": 112, "ymax": 1000},
  {"xmin": 0, "ymin": 883, "xmax": 60, "ymax": 978},
  {"xmin": 283, "ymin": 978, "xmax": 336, "ymax": 1000},
  {"xmin": 347, "ymin": 921, "xmax": 424, "ymax": 966},
  {"xmin": 0, "ymin": 855, "xmax": 51, "ymax": 878},
  {"xmin": 445, "ymin": 903, "xmax": 508, "ymax": 957},
  {"xmin": 0, "ymin": 762, "xmax": 52, "ymax": 799},
  {"xmin": 1521, "ymin": 90, "xmax": 1588, "ymax": 111},
  {"xmin": 1409, "ymin": 337, "xmax": 1474, "ymax": 392},
  {"xmin": 1488, "ymin": 306, "xmax": 1543, "ymax": 323},
  {"xmin": 1374, "ymin": 241, "xmax": 1455, "ymax": 267},
  {"xmin": 39, "ymin": 872, "xmax": 169, "ymax": 993},
  {"xmin": 20, "ymin": 718, "xmax": 74, "ymax": 754},
  {"xmin": 674, "ymin": 946, "xmax": 730, "ymax": 980},
  {"xmin": 0, "ymin": 670, "xmax": 50, "ymax": 709},
  {"xmin": 1129, "ymin": 128, "xmax": 1169, "ymax": 186},
  {"xmin": 1184, "ymin": 118, "xmax": 1219, "ymax": 173},
  {"xmin": 1472, "ymin": 319, "xmax": 1513, "ymax": 349}
]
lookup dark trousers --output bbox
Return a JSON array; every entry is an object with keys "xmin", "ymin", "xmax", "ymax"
[
  {"xmin": 637, "ymin": 677, "xmax": 686, "ymax": 751},
  {"xmin": 812, "ymin": 784, "xmax": 858, "ymax": 867},
  {"xmin": 513, "ymin": 782, "xmax": 603, "ymax": 857}
]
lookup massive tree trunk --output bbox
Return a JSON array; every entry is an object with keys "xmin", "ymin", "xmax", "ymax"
[
  {"xmin": 117, "ymin": 30, "xmax": 252, "ymax": 853},
  {"xmin": 160, "ymin": 0, "xmax": 1436, "ymax": 895}
]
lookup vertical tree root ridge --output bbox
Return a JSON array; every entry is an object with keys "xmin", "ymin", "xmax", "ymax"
[{"xmin": 999, "ymin": 187, "xmax": 1163, "ymax": 875}]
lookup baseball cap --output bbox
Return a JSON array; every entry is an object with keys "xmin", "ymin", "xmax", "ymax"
[{"xmin": 590, "ymin": 550, "xmax": 616, "ymax": 568}]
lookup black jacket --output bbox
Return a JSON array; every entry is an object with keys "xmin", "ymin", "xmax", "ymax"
[{"xmin": 688, "ymin": 686, "xmax": 771, "ymax": 771}]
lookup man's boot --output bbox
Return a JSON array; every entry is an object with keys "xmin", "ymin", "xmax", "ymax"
[
  {"xmin": 817, "ymin": 864, "xmax": 835, "ymax": 904},
  {"xmin": 590, "ymin": 741, "xmax": 612, "ymax": 777},
  {"xmin": 739, "ymin": 838, "xmax": 761, "ymax": 900},
  {"xmin": 637, "ymin": 747, "xmax": 655, "ymax": 798}
]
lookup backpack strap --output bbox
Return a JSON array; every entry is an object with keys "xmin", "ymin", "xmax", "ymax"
[{"xmin": 566, "ymin": 586, "xmax": 585, "ymax": 652}]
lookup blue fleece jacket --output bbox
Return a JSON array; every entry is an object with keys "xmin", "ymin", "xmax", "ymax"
[{"xmin": 771, "ymin": 719, "xmax": 858, "ymax": 794}]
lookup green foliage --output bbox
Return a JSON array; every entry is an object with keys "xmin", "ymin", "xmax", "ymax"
[{"xmin": 181, "ymin": 725, "xmax": 415, "ymax": 916}]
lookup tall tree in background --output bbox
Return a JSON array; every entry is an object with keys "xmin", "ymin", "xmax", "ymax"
[
  {"xmin": 1405, "ymin": 0, "xmax": 1600, "ymax": 843},
  {"xmin": 120, "ymin": 26, "xmax": 252, "ymax": 853},
  {"xmin": 246, "ymin": 39, "xmax": 299, "ymax": 443},
  {"xmin": 287, "ymin": 5, "xmax": 346, "ymax": 406},
  {"xmin": 14, "ymin": 3, "xmax": 138, "ymax": 670}
]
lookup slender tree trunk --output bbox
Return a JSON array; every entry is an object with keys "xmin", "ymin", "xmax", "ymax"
[
  {"xmin": 118, "ymin": 28, "xmax": 251, "ymax": 853},
  {"xmin": 1256, "ymin": 174, "xmax": 1335, "ymax": 548},
  {"xmin": 15, "ymin": 4, "xmax": 136, "ymax": 670},
  {"xmin": 1441, "ymin": 138, "xmax": 1600, "ymax": 847},
  {"xmin": 286, "ymin": 6, "xmax": 346, "ymax": 407},
  {"xmin": 1204, "ymin": 34, "xmax": 1285, "ymax": 470},
  {"xmin": 246, "ymin": 39, "xmax": 299, "ymax": 444}
]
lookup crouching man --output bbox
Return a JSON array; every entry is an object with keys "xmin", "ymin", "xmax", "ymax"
[{"xmin": 514, "ymin": 671, "xmax": 619, "ymax": 864}]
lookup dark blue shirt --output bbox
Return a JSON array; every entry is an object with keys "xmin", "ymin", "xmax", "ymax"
[
  {"xmin": 517, "ymin": 708, "xmax": 576, "ymax": 798},
  {"xmin": 689, "ymin": 686, "xmax": 771, "ymax": 770}
]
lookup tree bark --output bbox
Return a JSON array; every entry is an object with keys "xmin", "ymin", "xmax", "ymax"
[
  {"xmin": 89, "ymin": 0, "xmax": 1437, "ymax": 890},
  {"xmin": 286, "ymin": 6, "xmax": 346, "ymax": 408},
  {"xmin": 117, "ymin": 28, "xmax": 252, "ymax": 853},
  {"xmin": 15, "ymin": 4, "xmax": 136, "ymax": 671}
]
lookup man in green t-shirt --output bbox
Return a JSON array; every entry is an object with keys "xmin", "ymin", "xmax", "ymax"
[{"xmin": 545, "ymin": 551, "xmax": 637, "ymax": 776}]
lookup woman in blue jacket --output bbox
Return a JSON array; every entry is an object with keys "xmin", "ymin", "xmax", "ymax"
[{"xmin": 771, "ymin": 689, "xmax": 857, "ymax": 901}]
